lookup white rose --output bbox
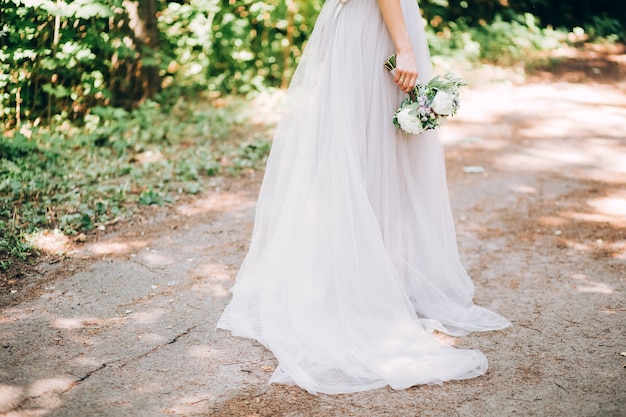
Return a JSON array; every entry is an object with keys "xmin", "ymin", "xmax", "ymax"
[
  {"xmin": 431, "ymin": 90, "xmax": 454, "ymax": 116},
  {"xmin": 396, "ymin": 108, "xmax": 424, "ymax": 135}
]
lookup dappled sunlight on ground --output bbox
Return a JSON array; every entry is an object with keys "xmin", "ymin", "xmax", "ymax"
[
  {"xmin": 128, "ymin": 308, "xmax": 169, "ymax": 325},
  {"xmin": 26, "ymin": 229, "xmax": 71, "ymax": 256},
  {"xmin": 537, "ymin": 215, "xmax": 566, "ymax": 227},
  {"xmin": 135, "ymin": 250, "xmax": 176, "ymax": 267},
  {"xmin": 176, "ymin": 191, "xmax": 256, "ymax": 217},
  {"xmin": 520, "ymin": 109, "xmax": 625, "ymax": 139},
  {"xmin": 533, "ymin": 188, "xmax": 626, "ymax": 259},
  {"xmin": 164, "ymin": 394, "xmax": 216, "ymax": 416},
  {"xmin": 188, "ymin": 345, "xmax": 225, "ymax": 359},
  {"xmin": 80, "ymin": 239, "xmax": 150, "ymax": 256},
  {"xmin": 71, "ymin": 355, "xmax": 103, "ymax": 368},
  {"xmin": 191, "ymin": 263, "xmax": 233, "ymax": 282},
  {"xmin": 190, "ymin": 280, "xmax": 231, "ymax": 298},
  {"xmin": 495, "ymin": 138, "xmax": 626, "ymax": 182},
  {"xmin": 588, "ymin": 193, "xmax": 626, "ymax": 220},
  {"xmin": 445, "ymin": 82, "xmax": 626, "ymax": 183},
  {"xmin": 0, "ymin": 384, "xmax": 24, "ymax": 413},
  {"xmin": 0, "ymin": 376, "xmax": 74, "ymax": 416},
  {"xmin": 189, "ymin": 263, "xmax": 234, "ymax": 298},
  {"xmin": 529, "ymin": 43, "xmax": 626, "ymax": 84},
  {"xmin": 25, "ymin": 377, "xmax": 73, "ymax": 400},
  {"xmin": 562, "ymin": 207, "xmax": 626, "ymax": 225},
  {"xmin": 510, "ymin": 184, "xmax": 538, "ymax": 194},
  {"xmin": 54, "ymin": 317, "xmax": 96, "ymax": 330},
  {"xmin": 446, "ymin": 82, "xmax": 626, "ymax": 143},
  {"xmin": 443, "ymin": 81, "xmax": 626, "ymax": 267},
  {"xmin": 570, "ymin": 273, "xmax": 616, "ymax": 294},
  {"xmin": 137, "ymin": 332, "xmax": 169, "ymax": 344}
]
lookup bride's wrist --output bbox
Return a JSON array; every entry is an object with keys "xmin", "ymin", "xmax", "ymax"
[{"xmin": 396, "ymin": 46, "xmax": 413, "ymax": 54}]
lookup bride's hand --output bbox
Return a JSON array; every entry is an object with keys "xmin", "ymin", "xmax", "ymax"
[{"xmin": 394, "ymin": 48, "xmax": 419, "ymax": 93}]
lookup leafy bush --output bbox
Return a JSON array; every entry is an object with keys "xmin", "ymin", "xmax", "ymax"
[
  {"xmin": 158, "ymin": 0, "xmax": 322, "ymax": 95},
  {"xmin": 2, "ymin": 0, "xmax": 624, "ymax": 129},
  {"xmin": 0, "ymin": 0, "xmax": 133, "ymax": 127},
  {"xmin": 426, "ymin": 13, "xmax": 565, "ymax": 66},
  {"xmin": 428, "ymin": 11, "xmax": 626, "ymax": 71},
  {"xmin": 418, "ymin": 0, "xmax": 626, "ymax": 31},
  {"xmin": 585, "ymin": 16, "xmax": 625, "ymax": 42},
  {"xmin": 0, "ymin": 221, "xmax": 33, "ymax": 271},
  {"xmin": 0, "ymin": 94, "xmax": 273, "ymax": 264}
]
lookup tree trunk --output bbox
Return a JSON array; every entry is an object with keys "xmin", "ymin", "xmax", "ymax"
[{"xmin": 111, "ymin": 0, "xmax": 161, "ymax": 108}]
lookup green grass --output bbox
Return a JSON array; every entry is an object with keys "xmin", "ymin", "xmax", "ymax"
[{"xmin": 0, "ymin": 94, "xmax": 275, "ymax": 271}]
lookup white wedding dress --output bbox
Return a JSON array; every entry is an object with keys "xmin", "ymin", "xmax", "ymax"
[{"xmin": 217, "ymin": 0, "xmax": 510, "ymax": 394}]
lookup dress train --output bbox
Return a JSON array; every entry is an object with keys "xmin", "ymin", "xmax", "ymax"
[{"xmin": 217, "ymin": 0, "xmax": 510, "ymax": 394}]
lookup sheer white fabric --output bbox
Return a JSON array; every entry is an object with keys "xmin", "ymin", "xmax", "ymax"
[{"xmin": 217, "ymin": 0, "xmax": 511, "ymax": 395}]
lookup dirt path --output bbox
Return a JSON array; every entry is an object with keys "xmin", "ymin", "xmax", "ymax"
[{"xmin": 1, "ymin": 78, "xmax": 625, "ymax": 417}]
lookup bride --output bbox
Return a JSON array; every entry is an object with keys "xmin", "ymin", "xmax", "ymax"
[{"xmin": 217, "ymin": 0, "xmax": 510, "ymax": 394}]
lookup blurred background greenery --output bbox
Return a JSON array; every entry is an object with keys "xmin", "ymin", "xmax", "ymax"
[{"xmin": 0, "ymin": 0, "xmax": 624, "ymax": 270}]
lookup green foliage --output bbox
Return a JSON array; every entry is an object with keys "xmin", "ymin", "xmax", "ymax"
[
  {"xmin": 138, "ymin": 189, "xmax": 164, "ymax": 206},
  {"xmin": 426, "ymin": 13, "xmax": 565, "ymax": 66},
  {"xmin": 227, "ymin": 139, "xmax": 272, "ymax": 174},
  {"xmin": 2, "ymin": 0, "xmax": 624, "ymax": 128},
  {"xmin": 0, "ymin": 0, "xmax": 129, "ymax": 127},
  {"xmin": 0, "ymin": 95, "xmax": 273, "ymax": 262},
  {"xmin": 0, "ymin": 221, "xmax": 33, "ymax": 271},
  {"xmin": 418, "ymin": 0, "xmax": 626, "ymax": 31},
  {"xmin": 584, "ymin": 16, "xmax": 625, "ymax": 42},
  {"xmin": 158, "ymin": 0, "xmax": 322, "ymax": 94}
]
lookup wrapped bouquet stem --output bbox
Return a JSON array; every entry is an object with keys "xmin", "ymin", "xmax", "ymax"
[{"xmin": 384, "ymin": 55, "xmax": 466, "ymax": 135}]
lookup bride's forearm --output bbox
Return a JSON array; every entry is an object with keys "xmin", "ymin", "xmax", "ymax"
[
  {"xmin": 377, "ymin": 0, "xmax": 418, "ymax": 92},
  {"xmin": 377, "ymin": 0, "xmax": 412, "ymax": 52}
]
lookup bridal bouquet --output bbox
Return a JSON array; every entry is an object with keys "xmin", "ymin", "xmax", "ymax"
[{"xmin": 384, "ymin": 55, "xmax": 466, "ymax": 135}]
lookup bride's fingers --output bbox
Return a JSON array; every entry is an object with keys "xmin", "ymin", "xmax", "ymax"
[
  {"xmin": 399, "ymin": 73, "xmax": 418, "ymax": 93},
  {"xmin": 396, "ymin": 70, "xmax": 418, "ymax": 87},
  {"xmin": 397, "ymin": 72, "xmax": 412, "ymax": 85},
  {"xmin": 407, "ymin": 74, "xmax": 418, "ymax": 92},
  {"xmin": 395, "ymin": 70, "xmax": 406, "ymax": 84},
  {"xmin": 403, "ymin": 77, "xmax": 412, "ymax": 91}
]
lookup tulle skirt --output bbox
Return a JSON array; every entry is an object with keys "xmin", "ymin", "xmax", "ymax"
[{"xmin": 217, "ymin": 0, "xmax": 510, "ymax": 394}]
